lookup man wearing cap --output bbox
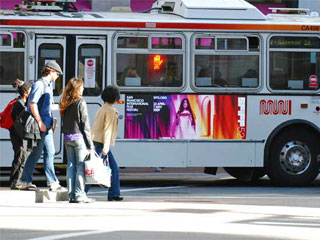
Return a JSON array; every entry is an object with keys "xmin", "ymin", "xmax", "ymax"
[{"xmin": 19, "ymin": 61, "xmax": 65, "ymax": 191}]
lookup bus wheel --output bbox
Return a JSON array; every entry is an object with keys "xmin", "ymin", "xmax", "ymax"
[
  {"xmin": 223, "ymin": 167, "xmax": 266, "ymax": 182},
  {"xmin": 266, "ymin": 129, "xmax": 320, "ymax": 186}
]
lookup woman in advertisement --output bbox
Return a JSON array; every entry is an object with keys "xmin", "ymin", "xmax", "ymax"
[{"xmin": 174, "ymin": 98, "xmax": 196, "ymax": 139}]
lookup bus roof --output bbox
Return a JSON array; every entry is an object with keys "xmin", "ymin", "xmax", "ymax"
[
  {"xmin": 0, "ymin": 4, "xmax": 319, "ymax": 33},
  {"xmin": 152, "ymin": 0, "xmax": 267, "ymax": 20}
]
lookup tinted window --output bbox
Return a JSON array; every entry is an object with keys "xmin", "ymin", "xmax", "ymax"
[
  {"xmin": 270, "ymin": 52, "xmax": 320, "ymax": 90},
  {"xmin": 117, "ymin": 37, "xmax": 148, "ymax": 48},
  {"xmin": 0, "ymin": 52, "xmax": 24, "ymax": 85},
  {"xmin": 117, "ymin": 54, "xmax": 183, "ymax": 87},
  {"xmin": 38, "ymin": 43, "xmax": 64, "ymax": 95},
  {"xmin": 217, "ymin": 38, "xmax": 247, "ymax": 50},
  {"xmin": 195, "ymin": 38, "xmax": 215, "ymax": 50},
  {"xmin": 152, "ymin": 37, "xmax": 182, "ymax": 49},
  {"xmin": 195, "ymin": 55, "xmax": 259, "ymax": 88},
  {"xmin": 0, "ymin": 34, "xmax": 11, "ymax": 47}
]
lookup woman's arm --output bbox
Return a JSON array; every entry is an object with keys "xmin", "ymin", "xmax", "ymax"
[
  {"xmin": 79, "ymin": 99, "xmax": 94, "ymax": 149},
  {"xmin": 102, "ymin": 110, "xmax": 117, "ymax": 155}
]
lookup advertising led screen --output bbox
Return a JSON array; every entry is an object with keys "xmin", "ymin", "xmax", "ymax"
[{"xmin": 125, "ymin": 94, "xmax": 246, "ymax": 140}]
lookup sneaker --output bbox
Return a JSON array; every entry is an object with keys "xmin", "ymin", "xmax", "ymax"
[
  {"xmin": 73, "ymin": 197, "xmax": 95, "ymax": 203},
  {"xmin": 18, "ymin": 182, "xmax": 38, "ymax": 191},
  {"xmin": 49, "ymin": 182, "xmax": 67, "ymax": 192}
]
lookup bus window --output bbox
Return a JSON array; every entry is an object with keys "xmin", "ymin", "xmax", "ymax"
[
  {"xmin": 78, "ymin": 44, "xmax": 103, "ymax": 96},
  {"xmin": 13, "ymin": 32, "xmax": 25, "ymax": 48},
  {"xmin": 195, "ymin": 37, "xmax": 215, "ymax": 50},
  {"xmin": 217, "ymin": 38, "xmax": 247, "ymax": 51},
  {"xmin": 151, "ymin": 37, "xmax": 182, "ymax": 49},
  {"xmin": 38, "ymin": 43, "xmax": 63, "ymax": 95},
  {"xmin": 117, "ymin": 37, "xmax": 148, "ymax": 48},
  {"xmin": 117, "ymin": 54, "xmax": 183, "ymax": 87},
  {"xmin": 115, "ymin": 33, "xmax": 185, "ymax": 89},
  {"xmin": 269, "ymin": 36, "xmax": 320, "ymax": 91},
  {"xmin": 0, "ymin": 32, "xmax": 25, "ymax": 87},
  {"xmin": 0, "ymin": 34, "xmax": 12, "ymax": 47},
  {"xmin": 195, "ymin": 55, "xmax": 259, "ymax": 88},
  {"xmin": 194, "ymin": 35, "xmax": 260, "ymax": 88}
]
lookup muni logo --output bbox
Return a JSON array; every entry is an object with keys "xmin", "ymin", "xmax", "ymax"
[{"xmin": 260, "ymin": 100, "xmax": 292, "ymax": 115}]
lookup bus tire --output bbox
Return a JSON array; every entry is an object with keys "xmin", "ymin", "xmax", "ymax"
[
  {"xmin": 266, "ymin": 128, "xmax": 320, "ymax": 186},
  {"xmin": 224, "ymin": 167, "xmax": 266, "ymax": 182}
]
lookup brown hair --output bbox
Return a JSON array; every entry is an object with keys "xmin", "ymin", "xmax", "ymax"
[
  {"xmin": 12, "ymin": 79, "xmax": 32, "ymax": 97},
  {"xmin": 40, "ymin": 67, "xmax": 52, "ymax": 77},
  {"xmin": 59, "ymin": 77, "xmax": 84, "ymax": 117}
]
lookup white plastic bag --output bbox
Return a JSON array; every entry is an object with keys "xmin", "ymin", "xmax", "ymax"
[{"xmin": 84, "ymin": 151, "xmax": 111, "ymax": 187}]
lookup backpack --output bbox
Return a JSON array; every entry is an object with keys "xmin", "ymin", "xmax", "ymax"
[{"xmin": 0, "ymin": 98, "xmax": 18, "ymax": 129}]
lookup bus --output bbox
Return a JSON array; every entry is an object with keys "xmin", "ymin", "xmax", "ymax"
[{"xmin": 0, "ymin": 0, "xmax": 319, "ymax": 186}]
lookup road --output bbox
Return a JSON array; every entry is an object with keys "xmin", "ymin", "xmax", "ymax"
[{"xmin": 0, "ymin": 169, "xmax": 320, "ymax": 240}]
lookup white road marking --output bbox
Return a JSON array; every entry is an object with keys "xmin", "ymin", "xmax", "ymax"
[
  {"xmin": 88, "ymin": 186, "xmax": 187, "ymax": 195},
  {"xmin": 28, "ymin": 230, "xmax": 108, "ymax": 240},
  {"xmin": 253, "ymin": 221, "xmax": 320, "ymax": 227}
]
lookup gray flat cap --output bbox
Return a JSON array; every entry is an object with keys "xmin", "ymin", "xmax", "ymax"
[{"xmin": 46, "ymin": 61, "xmax": 63, "ymax": 75}]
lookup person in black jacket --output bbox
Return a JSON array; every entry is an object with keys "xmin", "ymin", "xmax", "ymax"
[
  {"xmin": 9, "ymin": 79, "xmax": 32, "ymax": 190},
  {"xmin": 60, "ymin": 77, "xmax": 94, "ymax": 203}
]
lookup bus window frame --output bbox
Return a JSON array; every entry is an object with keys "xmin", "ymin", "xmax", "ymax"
[
  {"xmin": 267, "ymin": 34, "xmax": 320, "ymax": 94},
  {"xmin": 113, "ymin": 32, "xmax": 186, "ymax": 92},
  {"xmin": 190, "ymin": 33, "xmax": 262, "ymax": 93},
  {"xmin": 0, "ymin": 31, "xmax": 27, "ymax": 92}
]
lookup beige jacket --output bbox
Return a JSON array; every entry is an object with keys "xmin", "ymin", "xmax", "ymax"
[{"xmin": 91, "ymin": 103, "xmax": 118, "ymax": 154}]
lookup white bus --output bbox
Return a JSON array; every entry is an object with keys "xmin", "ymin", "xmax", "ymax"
[{"xmin": 0, "ymin": 0, "xmax": 319, "ymax": 186}]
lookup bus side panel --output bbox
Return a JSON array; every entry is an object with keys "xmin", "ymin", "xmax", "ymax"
[
  {"xmin": 187, "ymin": 142, "xmax": 256, "ymax": 167},
  {"xmin": 113, "ymin": 141, "xmax": 187, "ymax": 167}
]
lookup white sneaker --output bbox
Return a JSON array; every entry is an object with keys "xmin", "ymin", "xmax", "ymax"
[{"xmin": 49, "ymin": 182, "xmax": 67, "ymax": 192}]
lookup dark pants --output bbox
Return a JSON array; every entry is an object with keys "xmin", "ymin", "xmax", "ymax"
[{"xmin": 9, "ymin": 129, "xmax": 30, "ymax": 186}]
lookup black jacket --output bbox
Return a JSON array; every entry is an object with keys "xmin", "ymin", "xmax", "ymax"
[
  {"xmin": 62, "ymin": 98, "xmax": 93, "ymax": 149},
  {"xmin": 13, "ymin": 99, "xmax": 41, "ymax": 150}
]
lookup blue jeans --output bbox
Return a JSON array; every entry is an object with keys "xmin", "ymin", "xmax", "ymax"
[
  {"xmin": 20, "ymin": 129, "xmax": 58, "ymax": 185},
  {"xmin": 88, "ymin": 141, "xmax": 120, "ymax": 197},
  {"xmin": 65, "ymin": 137, "xmax": 88, "ymax": 200}
]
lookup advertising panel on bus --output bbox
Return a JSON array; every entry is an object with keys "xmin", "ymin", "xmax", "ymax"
[{"xmin": 125, "ymin": 94, "xmax": 246, "ymax": 140}]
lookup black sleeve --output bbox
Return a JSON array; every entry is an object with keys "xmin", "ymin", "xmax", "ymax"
[
  {"xmin": 79, "ymin": 99, "xmax": 93, "ymax": 149},
  {"xmin": 11, "ymin": 100, "xmax": 25, "ymax": 122}
]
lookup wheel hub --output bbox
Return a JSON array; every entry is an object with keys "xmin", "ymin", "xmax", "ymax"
[{"xmin": 279, "ymin": 141, "xmax": 311, "ymax": 175}]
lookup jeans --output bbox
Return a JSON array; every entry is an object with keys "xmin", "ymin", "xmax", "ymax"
[
  {"xmin": 89, "ymin": 141, "xmax": 120, "ymax": 197},
  {"xmin": 20, "ymin": 129, "xmax": 58, "ymax": 185},
  {"xmin": 65, "ymin": 137, "xmax": 88, "ymax": 200},
  {"xmin": 9, "ymin": 129, "xmax": 30, "ymax": 186}
]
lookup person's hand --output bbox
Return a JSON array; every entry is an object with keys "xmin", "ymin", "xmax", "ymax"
[
  {"xmin": 102, "ymin": 149, "xmax": 108, "ymax": 156},
  {"xmin": 38, "ymin": 120, "xmax": 47, "ymax": 132}
]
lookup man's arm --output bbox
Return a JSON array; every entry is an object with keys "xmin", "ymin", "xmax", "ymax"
[{"xmin": 30, "ymin": 102, "xmax": 47, "ymax": 132}]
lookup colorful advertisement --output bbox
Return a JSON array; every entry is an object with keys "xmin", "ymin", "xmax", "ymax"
[{"xmin": 125, "ymin": 94, "xmax": 247, "ymax": 140}]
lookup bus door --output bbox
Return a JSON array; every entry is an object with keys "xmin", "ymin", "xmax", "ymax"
[
  {"xmin": 36, "ymin": 35, "xmax": 66, "ymax": 162},
  {"xmin": 75, "ymin": 36, "xmax": 106, "ymax": 123}
]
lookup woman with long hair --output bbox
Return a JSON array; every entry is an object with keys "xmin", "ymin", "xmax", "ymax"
[
  {"xmin": 174, "ymin": 98, "xmax": 196, "ymax": 139},
  {"xmin": 9, "ymin": 79, "xmax": 32, "ymax": 189},
  {"xmin": 60, "ymin": 77, "xmax": 94, "ymax": 203}
]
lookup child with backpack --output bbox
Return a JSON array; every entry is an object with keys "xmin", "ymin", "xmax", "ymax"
[{"xmin": 0, "ymin": 79, "xmax": 32, "ymax": 189}]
